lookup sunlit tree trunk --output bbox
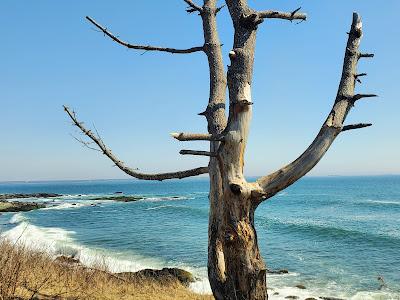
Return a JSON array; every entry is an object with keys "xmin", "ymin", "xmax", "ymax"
[{"xmin": 65, "ymin": 2, "xmax": 374, "ymax": 299}]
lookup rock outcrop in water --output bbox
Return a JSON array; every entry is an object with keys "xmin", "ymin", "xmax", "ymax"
[
  {"xmin": 0, "ymin": 200, "xmax": 46, "ymax": 212},
  {"xmin": 0, "ymin": 193, "xmax": 61, "ymax": 200},
  {"xmin": 266, "ymin": 268, "xmax": 289, "ymax": 275},
  {"xmin": 91, "ymin": 195, "xmax": 144, "ymax": 202}
]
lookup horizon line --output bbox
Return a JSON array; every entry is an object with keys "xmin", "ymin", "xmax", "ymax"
[{"xmin": 1, "ymin": 174, "xmax": 400, "ymax": 184}]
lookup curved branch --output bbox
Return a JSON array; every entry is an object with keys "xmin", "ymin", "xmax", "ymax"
[
  {"xmin": 257, "ymin": 13, "xmax": 373, "ymax": 200},
  {"xmin": 86, "ymin": 16, "xmax": 204, "ymax": 54},
  {"xmin": 63, "ymin": 106, "xmax": 208, "ymax": 181}
]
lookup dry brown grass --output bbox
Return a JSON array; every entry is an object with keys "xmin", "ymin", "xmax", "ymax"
[{"xmin": 0, "ymin": 238, "xmax": 214, "ymax": 300}]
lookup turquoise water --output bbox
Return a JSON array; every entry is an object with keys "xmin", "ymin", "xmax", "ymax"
[{"xmin": 0, "ymin": 176, "xmax": 399, "ymax": 299}]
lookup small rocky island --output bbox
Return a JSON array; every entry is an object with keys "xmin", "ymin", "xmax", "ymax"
[
  {"xmin": 0, "ymin": 193, "xmax": 146, "ymax": 213},
  {"xmin": 0, "ymin": 193, "xmax": 61, "ymax": 200},
  {"xmin": 91, "ymin": 195, "xmax": 144, "ymax": 202},
  {"xmin": 0, "ymin": 193, "xmax": 60, "ymax": 213},
  {"xmin": 0, "ymin": 201, "xmax": 45, "ymax": 213}
]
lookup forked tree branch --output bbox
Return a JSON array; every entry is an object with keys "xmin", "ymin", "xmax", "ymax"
[
  {"xmin": 183, "ymin": 0, "xmax": 203, "ymax": 13},
  {"xmin": 239, "ymin": 7, "xmax": 306, "ymax": 30},
  {"xmin": 258, "ymin": 8, "xmax": 307, "ymax": 21},
  {"xmin": 257, "ymin": 13, "xmax": 374, "ymax": 200},
  {"xmin": 63, "ymin": 106, "xmax": 208, "ymax": 181},
  {"xmin": 86, "ymin": 16, "xmax": 204, "ymax": 54}
]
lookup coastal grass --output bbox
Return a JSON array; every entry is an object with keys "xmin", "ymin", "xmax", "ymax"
[{"xmin": 0, "ymin": 238, "xmax": 213, "ymax": 300}]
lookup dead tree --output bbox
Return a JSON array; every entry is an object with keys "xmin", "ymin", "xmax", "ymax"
[{"xmin": 64, "ymin": 1, "xmax": 375, "ymax": 299}]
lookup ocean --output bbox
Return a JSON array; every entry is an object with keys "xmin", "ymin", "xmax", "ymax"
[{"xmin": 0, "ymin": 176, "xmax": 399, "ymax": 299}]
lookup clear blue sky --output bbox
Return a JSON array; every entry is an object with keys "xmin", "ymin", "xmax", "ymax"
[{"xmin": 0, "ymin": 0, "xmax": 399, "ymax": 181}]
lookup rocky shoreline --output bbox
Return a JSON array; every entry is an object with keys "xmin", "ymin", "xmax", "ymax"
[
  {"xmin": 0, "ymin": 201, "xmax": 46, "ymax": 213},
  {"xmin": 0, "ymin": 193, "xmax": 349, "ymax": 299},
  {"xmin": 53, "ymin": 257, "xmax": 346, "ymax": 300},
  {"xmin": 0, "ymin": 193, "xmax": 147, "ymax": 213},
  {"xmin": 0, "ymin": 193, "xmax": 61, "ymax": 200},
  {"xmin": 0, "ymin": 193, "xmax": 61, "ymax": 213},
  {"xmin": 55, "ymin": 254, "xmax": 195, "ymax": 286}
]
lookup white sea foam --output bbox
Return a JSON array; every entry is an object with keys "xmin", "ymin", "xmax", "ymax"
[
  {"xmin": 267, "ymin": 286, "xmax": 320, "ymax": 300},
  {"xmin": 364, "ymin": 199, "xmax": 400, "ymax": 206},
  {"xmin": 189, "ymin": 279, "xmax": 399, "ymax": 300},
  {"xmin": 143, "ymin": 196, "xmax": 193, "ymax": 202},
  {"xmin": 189, "ymin": 277, "xmax": 212, "ymax": 294},
  {"xmin": 145, "ymin": 205, "xmax": 175, "ymax": 211},
  {"xmin": 1, "ymin": 222, "xmax": 396, "ymax": 299},
  {"xmin": 0, "ymin": 221, "xmax": 174, "ymax": 274},
  {"xmin": 63, "ymin": 194, "xmax": 91, "ymax": 198},
  {"xmin": 42, "ymin": 202, "xmax": 90, "ymax": 210},
  {"xmin": 1, "ymin": 221, "xmax": 75, "ymax": 253},
  {"xmin": 9, "ymin": 213, "xmax": 27, "ymax": 224},
  {"xmin": 351, "ymin": 291, "xmax": 400, "ymax": 300}
]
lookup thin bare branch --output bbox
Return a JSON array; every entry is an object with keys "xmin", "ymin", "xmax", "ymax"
[
  {"xmin": 258, "ymin": 8, "xmax": 307, "ymax": 21},
  {"xmin": 63, "ymin": 106, "xmax": 208, "ymax": 180},
  {"xmin": 70, "ymin": 134, "xmax": 101, "ymax": 152},
  {"xmin": 342, "ymin": 123, "xmax": 372, "ymax": 132},
  {"xmin": 354, "ymin": 73, "xmax": 367, "ymax": 83},
  {"xmin": 355, "ymin": 73, "xmax": 367, "ymax": 78},
  {"xmin": 183, "ymin": 0, "xmax": 203, "ymax": 13},
  {"xmin": 216, "ymin": 5, "xmax": 226, "ymax": 14},
  {"xmin": 359, "ymin": 52, "xmax": 374, "ymax": 59},
  {"xmin": 352, "ymin": 93, "xmax": 378, "ymax": 101},
  {"xmin": 257, "ymin": 13, "xmax": 373, "ymax": 200},
  {"xmin": 86, "ymin": 16, "xmax": 204, "ymax": 54},
  {"xmin": 170, "ymin": 132, "xmax": 224, "ymax": 141},
  {"xmin": 180, "ymin": 150, "xmax": 217, "ymax": 157}
]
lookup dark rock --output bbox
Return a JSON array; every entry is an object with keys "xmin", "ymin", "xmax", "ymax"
[
  {"xmin": 295, "ymin": 284, "xmax": 306, "ymax": 289},
  {"xmin": 319, "ymin": 297, "xmax": 345, "ymax": 300},
  {"xmin": 0, "ymin": 200, "xmax": 46, "ymax": 212},
  {"xmin": 273, "ymin": 292, "xmax": 279, "ymax": 295},
  {"xmin": 114, "ymin": 192, "xmax": 123, "ymax": 194},
  {"xmin": 71, "ymin": 203, "xmax": 76, "ymax": 206},
  {"xmin": 91, "ymin": 195, "xmax": 144, "ymax": 202},
  {"xmin": 0, "ymin": 193, "xmax": 61, "ymax": 200},
  {"xmin": 267, "ymin": 268, "xmax": 289, "ymax": 274},
  {"xmin": 305, "ymin": 298, "xmax": 317, "ymax": 300},
  {"xmin": 285, "ymin": 296, "xmax": 299, "ymax": 299},
  {"xmin": 32, "ymin": 291, "xmax": 62, "ymax": 300},
  {"xmin": 55, "ymin": 255, "xmax": 80, "ymax": 265},
  {"xmin": 116, "ymin": 268, "xmax": 194, "ymax": 286}
]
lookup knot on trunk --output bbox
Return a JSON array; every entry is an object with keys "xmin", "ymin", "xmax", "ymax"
[
  {"xmin": 229, "ymin": 183, "xmax": 242, "ymax": 195},
  {"xmin": 240, "ymin": 13, "xmax": 264, "ymax": 30}
]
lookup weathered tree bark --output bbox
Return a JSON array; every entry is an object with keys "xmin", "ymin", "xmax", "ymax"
[{"xmin": 64, "ymin": 2, "xmax": 374, "ymax": 300}]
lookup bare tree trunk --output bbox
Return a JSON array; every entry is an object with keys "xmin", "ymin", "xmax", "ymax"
[
  {"xmin": 206, "ymin": 4, "xmax": 371, "ymax": 300},
  {"xmin": 65, "ymin": 2, "xmax": 374, "ymax": 300},
  {"xmin": 206, "ymin": 2, "xmax": 268, "ymax": 298}
]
